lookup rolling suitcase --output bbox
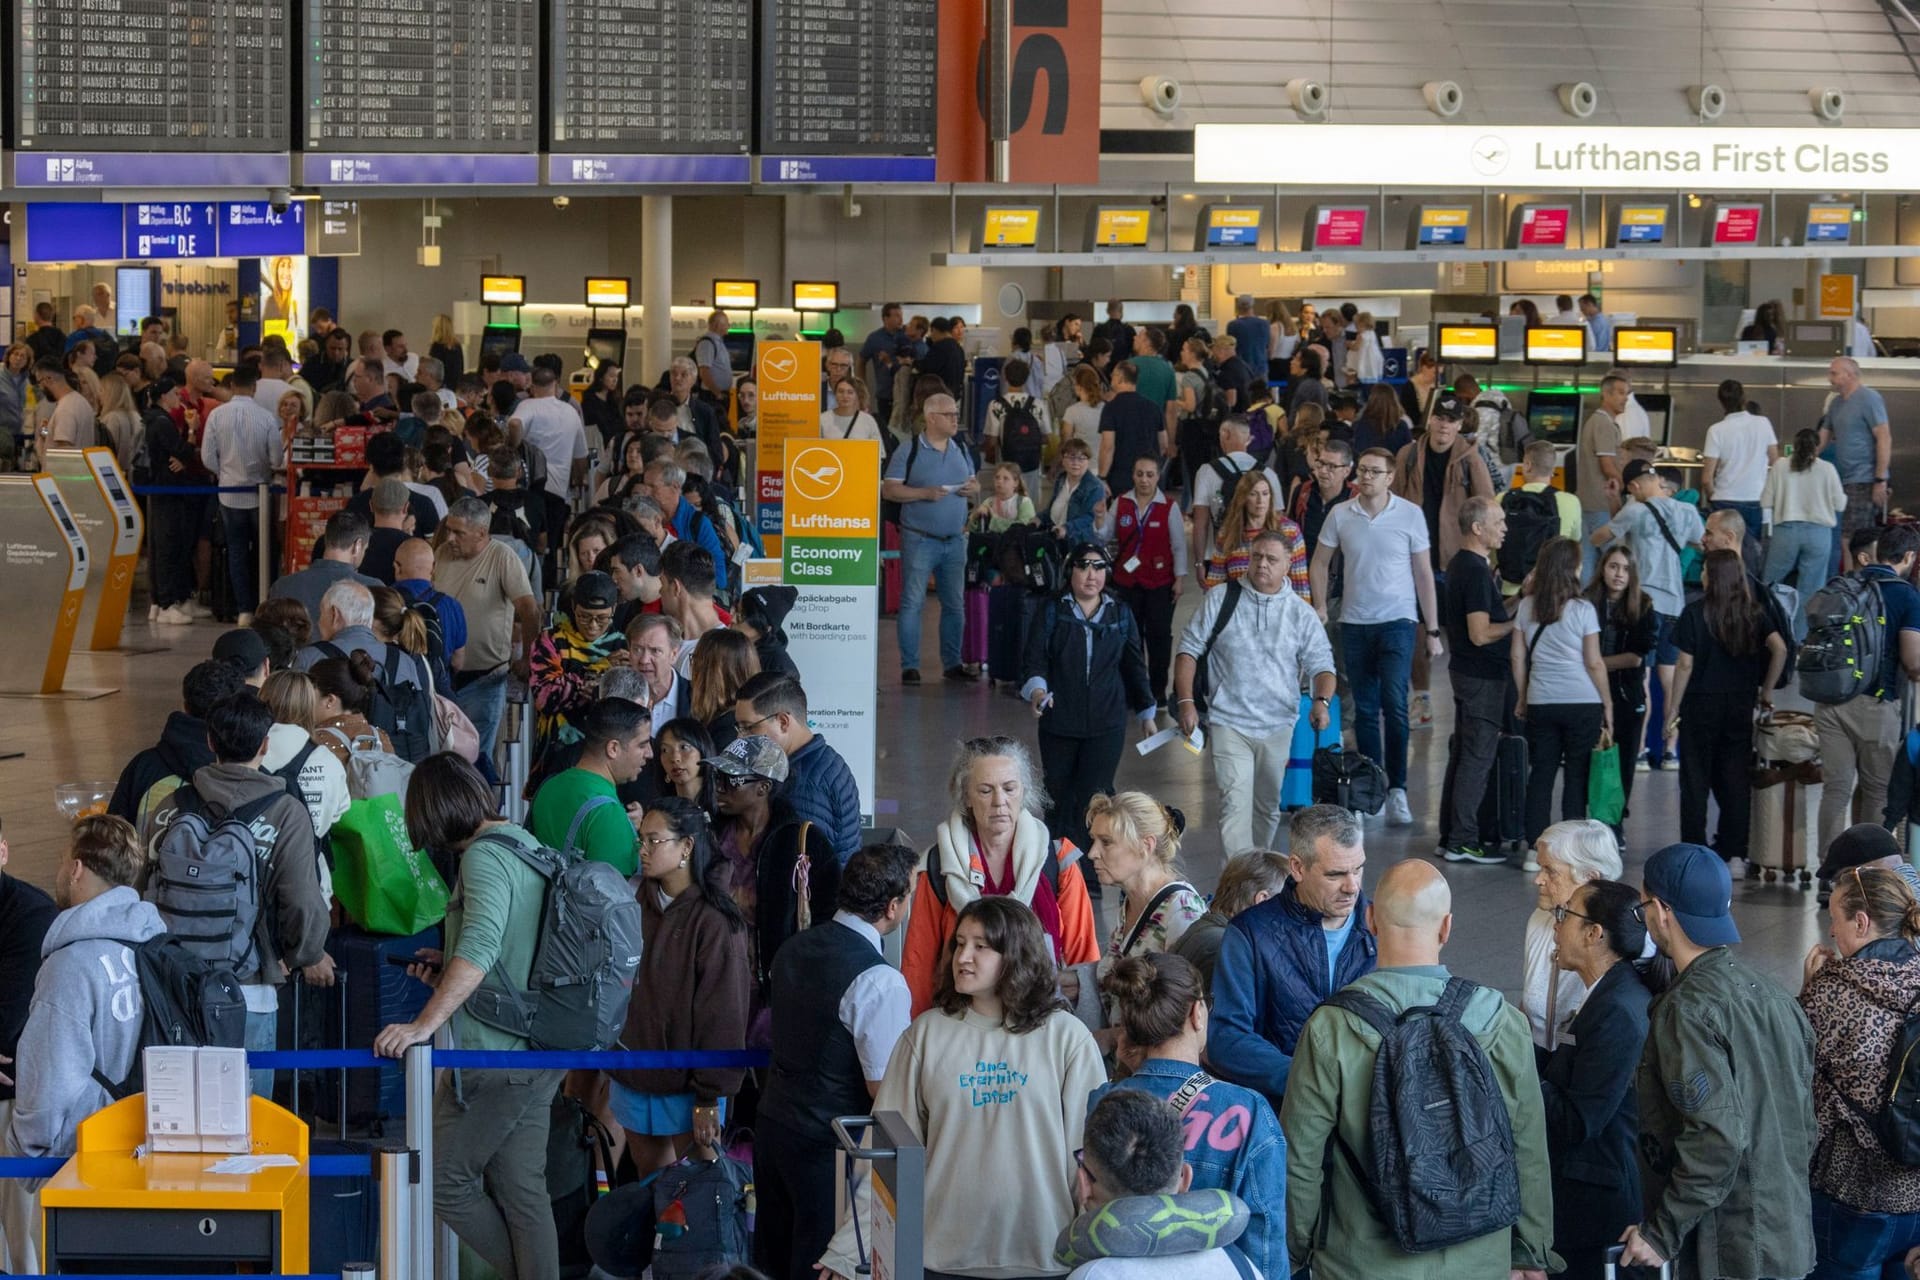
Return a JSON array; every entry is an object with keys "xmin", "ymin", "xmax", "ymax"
[
  {"xmin": 881, "ymin": 521, "xmax": 902, "ymax": 616},
  {"xmin": 285, "ymin": 981, "xmax": 380, "ymax": 1276},
  {"xmin": 987, "ymin": 584, "xmax": 1031, "ymax": 684},
  {"xmin": 318, "ymin": 924, "xmax": 438, "ymax": 1135},
  {"xmin": 963, "ymin": 585, "xmax": 990, "ymax": 665},
  {"xmin": 1282, "ymin": 694, "xmax": 1342, "ymax": 809},
  {"xmin": 1750, "ymin": 762, "xmax": 1819, "ymax": 884},
  {"xmin": 1488, "ymin": 732, "xmax": 1529, "ymax": 852}
]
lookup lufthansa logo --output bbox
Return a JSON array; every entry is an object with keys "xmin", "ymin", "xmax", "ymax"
[
  {"xmin": 789, "ymin": 448, "xmax": 846, "ymax": 503},
  {"xmin": 762, "ymin": 349, "xmax": 799, "ymax": 383},
  {"xmin": 1470, "ymin": 135, "xmax": 1510, "ymax": 177}
]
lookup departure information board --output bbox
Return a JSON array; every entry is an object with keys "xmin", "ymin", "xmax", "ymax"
[
  {"xmin": 305, "ymin": 0, "xmax": 537, "ymax": 152},
  {"xmin": 552, "ymin": 0, "xmax": 751, "ymax": 153},
  {"xmin": 14, "ymin": 0, "xmax": 290, "ymax": 152},
  {"xmin": 759, "ymin": 0, "xmax": 937, "ymax": 156}
]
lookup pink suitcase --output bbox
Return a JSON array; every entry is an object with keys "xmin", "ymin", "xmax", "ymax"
[{"xmin": 963, "ymin": 585, "xmax": 991, "ymax": 665}]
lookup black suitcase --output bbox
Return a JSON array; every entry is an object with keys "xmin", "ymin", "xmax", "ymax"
[
  {"xmin": 1488, "ymin": 732, "xmax": 1529, "ymax": 851},
  {"xmin": 987, "ymin": 584, "xmax": 1032, "ymax": 684},
  {"xmin": 316, "ymin": 925, "xmax": 438, "ymax": 1135},
  {"xmin": 283, "ymin": 981, "xmax": 381, "ymax": 1276}
]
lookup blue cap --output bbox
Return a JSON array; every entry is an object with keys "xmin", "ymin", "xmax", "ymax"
[{"xmin": 1644, "ymin": 843, "xmax": 1740, "ymax": 947}]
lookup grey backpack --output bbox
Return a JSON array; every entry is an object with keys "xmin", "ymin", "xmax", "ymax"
[
  {"xmin": 462, "ymin": 832, "xmax": 644, "ymax": 1051},
  {"xmin": 146, "ymin": 788, "xmax": 275, "ymax": 973},
  {"xmin": 1799, "ymin": 571, "xmax": 1889, "ymax": 705},
  {"xmin": 1321, "ymin": 977, "xmax": 1520, "ymax": 1254},
  {"xmin": 318, "ymin": 726, "xmax": 415, "ymax": 801}
]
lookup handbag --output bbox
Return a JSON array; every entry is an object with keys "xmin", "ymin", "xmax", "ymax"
[
  {"xmin": 423, "ymin": 661, "xmax": 480, "ymax": 763},
  {"xmin": 329, "ymin": 791, "xmax": 451, "ymax": 936},
  {"xmin": 1588, "ymin": 736, "xmax": 1626, "ymax": 825},
  {"xmin": 1755, "ymin": 710, "xmax": 1819, "ymax": 766}
]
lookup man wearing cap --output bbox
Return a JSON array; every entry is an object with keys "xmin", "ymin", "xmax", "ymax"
[
  {"xmin": 1818, "ymin": 822, "xmax": 1920, "ymax": 906},
  {"xmin": 526, "ymin": 697, "xmax": 648, "ymax": 877},
  {"xmin": 213, "ymin": 629, "xmax": 270, "ymax": 688},
  {"xmin": 498, "ymin": 351, "xmax": 532, "ymax": 402},
  {"xmin": 268, "ymin": 509, "xmax": 382, "ymax": 629},
  {"xmin": 1593, "ymin": 458, "xmax": 1703, "ymax": 745},
  {"xmin": 1619, "ymin": 843, "xmax": 1816, "ymax": 1277}
]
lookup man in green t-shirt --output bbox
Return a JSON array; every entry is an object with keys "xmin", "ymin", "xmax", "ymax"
[{"xmin": 526, "ymin": 697, "xmax": 649, "ymax": 876}]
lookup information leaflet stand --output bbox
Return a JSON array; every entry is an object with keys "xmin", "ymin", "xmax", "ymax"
[
  {"xmin": 0, "ymin": 474, "xmax": 94, "ymax": 698},
  {"xmin": 40, "ymin": 1094, "xmax": 310, "ymax": 1273},
  {"xmin": 832, "ymin": 1112, "xmax": 924, "ymax": 1280},
  {"xmin": 45, "ymin": 447, "xmax": 146, "ymax": 653}
]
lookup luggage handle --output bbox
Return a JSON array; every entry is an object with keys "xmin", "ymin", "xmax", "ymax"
[{"xmin": 1604, "ymin": 1243, "xmax": 1671, "ymax": 1278}]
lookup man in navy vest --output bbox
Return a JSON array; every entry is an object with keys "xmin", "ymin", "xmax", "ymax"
[
  {"xmin": 1207, "ymin": 804, "xmax": 1376, "ymax": 1108},
  {"xmin": 754, "ymin": 842, "xmax": 916, "ymax": 1280}
]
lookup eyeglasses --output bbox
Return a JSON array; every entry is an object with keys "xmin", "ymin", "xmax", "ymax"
[
  {"xmin": 1551, "ymin": 903, "xmax": 1599, "ymax": 926},
  {"xmin": 715, "ymin": 773, "xmax": 761, "ymax": 791},
  {"xmin": 1072, "ymin": 1148, "xmax": 1099, "ymax": 1187},
  {"xmin": 1072, "ymin": 559, "xmax": 1110, "ymax": 572},
  {"xmin": 639, "ymin": 833, "xmax": 688, "ymax": 849},
  {"xmin": 737, "ymin": 711, "xmax": 779, "ymax": 734},
  {"xmin": 573, "ymin": 609, "xmax": 614, "ymax": 627},
  {"xmin": 1632, "ymin": 898, "xmax": 1654, "ymax": 923},
  {"xmin": 1355, "ymin": 467, "xmax": 1392, "ymax": 478}
]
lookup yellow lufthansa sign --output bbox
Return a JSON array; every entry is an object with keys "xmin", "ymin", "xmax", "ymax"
[
  {"xmin": 714, "ymin": 279, "xmax": 760, "ymax": 309},
  {"xmin": 1436, "ymin": 325, "xmax": 1498, "ymax": 362},
  {"xmin": 984, "ymin": 207, "xmax": 1041, "ymax": 247},
  {"xmin": 584, "ymin": 276, "xmax": 630, "ymax": 307},
  {"xmin": 1094, "ymin": 208, "xmax": 1151, "ymax": 246},
  {"xmin": 792, "ymin": 281, "xmax": 839, "ymax": 312},
  {"xmin": 1614, "ymin": 328, "xmax": 1678, "ymax": 366},
  {"xmin": 1525, "ymin": 326, "xmax": 1587, "ymax": 364},
  {"xmin": 1819, "ymin": 273, "xmax": 1858, "ymax": 320},
  {"xmin": 480, "ymin": 275, "xmax": 525, "ymax": 305},
  {"xmin": 784, "ymin": 440, "xmax": 882, "ymax": 585}
]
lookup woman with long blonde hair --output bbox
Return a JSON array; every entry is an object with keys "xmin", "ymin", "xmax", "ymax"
[
  {"xmin": 428, "ymin": 312, "xmax": 465, "ymax": 385},
  {"xmin": 1204, "ymin": 472, "xmax": 1309, "ymax": 598},
  {"xmin": 95, "ymin": 372, "xmax": 142, "ymax": 474}
]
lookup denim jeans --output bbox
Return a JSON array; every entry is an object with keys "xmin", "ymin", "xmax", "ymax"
[
  {"xmin": 246, "ymin": 1006, "xmax": 277, "ymax": 1099},
  {"xmin": 1342, "ymin": 619, "xmax": 1416, "ymax": 789},
  {"xmin": 1580, "ymin": 509, "xmax": 1610, "ymax": 583},
  {"xmin": 221, "ymin": 502, "xmax": 262, "ymax": 614},
  {"xmin": 1812, "ymin": 1187, "xmax": 1920, "ymax": 1280},
  {"xmin": 1711, "ymin": 499, "xmax": 1763, "ymax": 542},
  {"xmin": 897, "ymin": 528, "xmax": 967, "ymax": 672},
  {"xmin": 1766, "ymin": 520, "xmax": 1832, "ymax": 641},
  {"xmin": 454, "ymin": 667, "xmax": 510, "ymax": 784}
]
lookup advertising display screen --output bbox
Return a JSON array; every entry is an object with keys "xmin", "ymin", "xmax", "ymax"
[
  {"xmin": 1093, "ymin": 208, "xmax": 1152, "ymax": 247},
  {"xmin": 1311, "ymin": 207, "xmax": 1369, "ymax": 249},
  {"xmin": 1613, "ymin": 327, "xmax": 1679, "ymax": 368},
  {"xmin": 1525, "ymin": 326, "xmax": 1589, "ymax": 365},
  {"xmin": 481, "ymin": 276, "xmax": 527, "ymax": 305},
  {"xmin": 983, "ymin": 208, "xmax": 1041, "ymax": 247},
  {"xmin": 1516, "ymin": 205, "xmax": 1573, "ymax": 247},
  {"xmin": 1806, "ymin": 203, "xmax": 1855, "ymax": 244},
  {"xmin": 1712, "ymin": 203, "xmax": 1764, "ymax": 245},
  {"xmin": 1615, "ymin": 205, "xmax": 1669, "ymax": 245},
  {"xmin": 1205, "ymin": 207, "xmax": 1262, "ymax": 247},
  {"xmin": 760, "ymin": 0, "xmax": 936, "ymax": 156},
  {"xmin": 13, "ymin": 0, "xmax": 290, "ymax": 154},
  {"xmin": 306, "ymin": 0, "xmax": 536, "ymax": 156},
  {"xmin": 1436, "ymin": 325, "xmax": 1499, "ymax": 363},
  {"xmin": 552, "ymin": 0, "xmax": 750, "ymax": 154}
]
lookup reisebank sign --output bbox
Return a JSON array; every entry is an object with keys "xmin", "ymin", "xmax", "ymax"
[{"xmin": 1196, "ymin": 124, "xmax": 1920, "ymax": 191}]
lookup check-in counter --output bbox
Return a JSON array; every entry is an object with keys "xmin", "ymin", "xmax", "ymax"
[
  {"xmin": 0, "ymin": 474, "xmax": 91, "ymax": 696},
  {"xmin": 43, "ymin": 447, "xmax": 143, "ymax": 652}
]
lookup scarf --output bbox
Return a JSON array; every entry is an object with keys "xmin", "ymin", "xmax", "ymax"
[
  {"xmin": 933, "ymin": 810, "xmax": 1065, "ymax": 960},
  {"xmin": 532, "ymin": 615, "xmax": 628, "ymax": 748}
]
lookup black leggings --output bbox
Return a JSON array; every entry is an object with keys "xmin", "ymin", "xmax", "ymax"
[
  {"xmin": 1039, "ymin": 726, "xmax": 1127, "ymax": 853},
  {"xmin": 1679, "ymin": 691, "xmax": 1757, "ymax": 859},
  {"xmin": 1611, "ymin": 694, "xmax": 1646, "ymax": 824},
  {"xmin": 1114, "ymin": 582, "xmax": 1175, "ymax": 701},
  {"xmin": 1523, "ymin": 703, "xmax": 1604, "ymax": 843}
]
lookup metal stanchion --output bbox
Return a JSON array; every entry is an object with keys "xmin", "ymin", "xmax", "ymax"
[
  {"xmin": 256, "ymin": 481, "xmax": 273, "ymax": 608},
  {"xmin": 375, "ymin": 1142, "xmax": 414, "ymax": 1280},
  {"xmin": 404, "ymin": 1042, "xmax": 435, "ymax": 1280},
  {"xmin": 344, "ymin": 1263, "xmax": 376, "ymax": 1280}
]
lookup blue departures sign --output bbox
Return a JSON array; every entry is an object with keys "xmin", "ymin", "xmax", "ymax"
[{"xmin": 28, "ymin": 201, "xmax": 309, "ymax": 262}]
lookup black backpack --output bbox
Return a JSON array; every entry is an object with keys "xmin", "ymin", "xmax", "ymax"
[
  {"xmin": 1834, "ymin": 991, "xmax": 1920, "ymax": 1165},
  {"xmin": 1322, "ymin": 977, "xmax": 1521, "ymax": 1254},
  {"xmin": 93, "ymin": 934, "xmax": 249, "ymax": 1100},
  {"xmin": 407, "ymin": 596, "xmax": 455, "ymax": 695},
  {"xmin": 997, "ymin": 395, "xmax": 1046, "ymax": 472},
  {"xmin": 317, "ymin": 642, "xmax": 435, "ymax": 763},
  {"xmin": 1497, "ymin": 487, "xmax": 1561, "ymax": 588},
  {"xmin": 997, "ymin": 524, "xmax": 1067, "ymax": 595}
]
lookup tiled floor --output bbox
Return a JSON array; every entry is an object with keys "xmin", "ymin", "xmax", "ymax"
[{"xmin": 4, "ymin": 605, "xmax": 1835, "ymax": 999}]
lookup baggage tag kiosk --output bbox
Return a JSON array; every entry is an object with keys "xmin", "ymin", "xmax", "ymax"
[
  {"xmin": 45, "ymin": 447, "xmax": 144, "ymax": 653},
  {"xmin": 834, "ymin": 1111, "xmax": 925, "ymax": 1280},
  {"xmin": 0, "ymin": 474, "xmax": 92, "ymax": 697},
  {"xmin": 40, "ymin": 1093, "xmax": 311, "ymax": 1274}
]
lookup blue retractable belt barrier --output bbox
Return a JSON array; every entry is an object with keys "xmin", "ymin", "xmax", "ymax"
[
  {"xmin": 130, "ymin": 484, "xmax": 288, "ymax": 497},
  {"xmin": 248, "ymin": 1048, "xmax": 770, "ymax": 1071}
]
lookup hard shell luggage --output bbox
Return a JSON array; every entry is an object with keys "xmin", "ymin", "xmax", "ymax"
[
  {"xmin": 316, "ymin": 924, "xmax": 438, "ymax": 1134},
  {"xmin": 963, "ymin": 584, "xmax": 990, "ymax": 665},
  {"xmin": 987, "ymin": 584, "xmax": 1031, "ymax": 684},
  {"xmin": 1488, "ymin": 732, "xmax": 1529, "ymax": 851},
  {"xmin": 1750, "ymin": 760, "xmax": 1819, "ymax": 884},
  {"xmin": 1282, "ymin": 694, "xmax": 1342, "ymax": 809},
  {"xmin": 284, "ymin": 980, "xmax": 380, "ymax": 1276}
]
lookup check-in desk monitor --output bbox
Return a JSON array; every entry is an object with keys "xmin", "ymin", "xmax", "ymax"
[
  {"xmin": 1435, "ymin": 325, "xmax": 1499, "ymax": 364},
  {"xmin": 1527, "ymin": 391, "xmax": 1585, "ymax": 446},
  {"xmin": 1634, "ymin": 392, "xmax": 1674, "ymax": 447},
  {"xmin": 1613, "ymin": 327, "xmax": 1680, "ymax": 369},
  {"xmin": 1524, "ymin": 326, "xmax": 1588, "ymax": 366},
  {"xmin": 1785, "ymin": 320, "xmax": 1845, "ymax": 358},
  {"xmin": 1197, "ymin": 204, "xmax": 1262, "ymax": 250}
]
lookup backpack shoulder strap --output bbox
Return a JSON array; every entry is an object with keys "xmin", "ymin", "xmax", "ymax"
[
  {"xmin": 1643, "ymin": 500, "xmax": 1685, "ymax": 557},
  {"xmin": 1199, "ymin": 581, "xmax": 1244, "ymax": 662},
  {"xmin": 472, "ymin": 828, "xmax": 566, "ymax": 879},
  {"xmin": 923, "ymin": 842, "xmax": 949, "ymax": 908},
  {"xmin": 316, "ymin": 641, "xmax": 347, "ymax": 663},
  {"xmin": 563, "ymin": 794, "xmax": 621, "ymax": 858},
  {"xmin": 1434, "ymin": 975, "xmax": 1480, "ymax": 1021},
  {"xmin": 1323, "ymin": 985, "xmax": 1398, "ymax": 1040}
]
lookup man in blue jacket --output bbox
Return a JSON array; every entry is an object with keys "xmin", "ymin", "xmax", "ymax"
[
  {"xmin": 735, "ymin": 672, "xmax": 863, "ymax": 863},
  {"xmin": 1208, "ymin": 803, "xmax": 1375, "ymax": 1107}
]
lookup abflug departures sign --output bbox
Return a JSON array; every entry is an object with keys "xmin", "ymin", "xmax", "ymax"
[{"xmin": 1197, "ymin": 124, "xmax": 1920, "ymax": 190}]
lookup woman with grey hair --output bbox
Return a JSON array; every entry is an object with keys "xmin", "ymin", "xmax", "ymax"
[
  {"xmin": 898, "ymin": 735, "xmax": 1100, "ymax": 1015},
  {"xmin": 1524, "ymin": 818, "xmax": 1623, "ymax": 1054}
]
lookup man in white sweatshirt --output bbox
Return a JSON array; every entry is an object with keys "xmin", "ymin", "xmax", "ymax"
[{"xmin": 0, "ymin": 815, "xmax": 166, "ymax": 1273}]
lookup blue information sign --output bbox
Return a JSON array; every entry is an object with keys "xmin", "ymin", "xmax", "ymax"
[
  {"xmin": 25, "ymin": 203, "xmax": 125, "ymax": 262},
  {"xmin": 219, "ymin": 202, "xmax": 306, "ymax": 256},
  {"xmin": 124, "ymin": 203, "xmax": 217, "ymax": 259}
]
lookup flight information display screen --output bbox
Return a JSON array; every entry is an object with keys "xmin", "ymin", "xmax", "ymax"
[
  {"xmin": 14, "ymin": 0, "xmax": 290, "ymax": 151},
  {"xmin": 759, "ymin": 0, "xmax": 937, "ymax": 156},
  {"xmin": 552, "ymin": 0, "xmax": 751, "ymax": 152},
  {"xmin": 305, "ymin": 0, "xmax": 537, "ymax": 151}
]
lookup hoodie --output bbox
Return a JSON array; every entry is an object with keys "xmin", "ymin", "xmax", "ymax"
[
  {"xmin": 109, "ymin": 711, "xmax": 216, "ymax": 832},
  {"xmin": 7, "ymin": 887, "xmax": 166, "ymax": 1157},
  {"xmin": 739, "ymin": 586, "xmax": 800, "ymax": 678},
  {"xmin": 148, "ymin": 762, "xmax": 328, "ymax": 987},
  {"xmin": 1055, "ymin": 1188, "xmax": 1254, "ymax": 1280}
]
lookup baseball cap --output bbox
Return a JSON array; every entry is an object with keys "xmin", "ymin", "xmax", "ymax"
[
  {"xmin": 705, "ymin": 734, "xmax": 788, "ymax": 784},
  {"xmin": 570, "ymin": 571, "xmax": 618, "ymax": 613},
  {"xmin": 1621, "ymin": 458, "xmax": 1657, "ymax": 487},
  {"xmin": 1429, "ymin": 393, "xmax": 1466, "ymax": 422},
  {"xmin": 1816, "ymin": 822, "xmax": 1904, "ymax": 881},
  {"xmin": 1644, "ymin": 843, "xmax": 1741, "ymax": 947},
  {"xmin": 212, "ymin": 628, "xmax": 269, "ymax": 675},
  {"xmin": 500, "ymin": 352, "xmax": 532, "ymax": 374}
]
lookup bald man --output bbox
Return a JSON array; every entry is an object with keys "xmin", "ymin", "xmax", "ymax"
[
  {"xmin": 1280, "ymin": 860, "xmax": 1556, "ymax": 1280},
  {"xmin": 1702, "ymin": 507, "xmax": 1764, "ymax": 581},
  {"xmin": 393, "ymin": 536, "xmax": 467, "ymax": 691}
]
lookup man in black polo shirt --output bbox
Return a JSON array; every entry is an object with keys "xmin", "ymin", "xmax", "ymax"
[
  {"xmin": 1438, "ymin": 496, "xmax": 1515, "ymax": 865},
  {"xmin": 754, "ymin": 842, "xmax": 915, "ymax": 1280}
]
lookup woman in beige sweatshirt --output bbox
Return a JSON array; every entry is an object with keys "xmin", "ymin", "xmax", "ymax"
[{"xmin": 822, "ymin": 896, "xmax": 1104, "ymax": 1279}]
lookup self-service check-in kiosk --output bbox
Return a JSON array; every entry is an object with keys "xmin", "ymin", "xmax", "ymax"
[
  {"xmin": 40, "ymin": 1093, "xmax": 311, "ymax": 1274},
  {"xmin": 44, "ymin": 448, "xmax": 144, "ymax": 653},
  {"xmin": 0, "ymin": 474, "xmax": 91, "ymax": 697}
]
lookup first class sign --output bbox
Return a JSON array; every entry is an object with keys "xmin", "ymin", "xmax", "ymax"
[{"xmin": 1196, "ymin": 124, "xmax": 1920, "ymax": 191}]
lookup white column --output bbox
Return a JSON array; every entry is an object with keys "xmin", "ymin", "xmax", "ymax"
[{"xmin": 641, "ymin": 195, "xmax": 673, "ymax": 380}]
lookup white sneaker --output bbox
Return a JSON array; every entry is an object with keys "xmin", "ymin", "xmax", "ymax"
[
  {"xmin": 1727, "ymin": 855, "xmax": 1755, "ymax": 880},
  {"xmin": 237, "ymin": 612, "xmax": 254, "ymax": 627},
  {"xmin": 1521, "ymin": 856, "xmax": 1541, "ymax": 873},
  {"xmin": 148, "ymin": 603, "xmax": 160, "ymax": 621},
  {"xmin": 1386, "ymin": 788, "xmax": 1413, "ymax": 826},
  {"xmin": 156, "ymin": 605, "xmax": 195, "ymax": 625},
  {"xmin": 1411, "ymin": 691, "xmax": 1434, "ymax": 730},
  {"xmin": 185, "ymin": 600, "xmax": 212, "ymax": 618}
]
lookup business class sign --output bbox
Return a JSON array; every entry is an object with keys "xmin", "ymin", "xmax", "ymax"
[{"xmin": 1197, "ymin": 124, "xmax": 1917, "ymax": 191}]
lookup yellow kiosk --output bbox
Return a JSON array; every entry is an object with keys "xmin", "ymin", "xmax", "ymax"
[
  {"xmin": 44, "ymin": 447, "xmax": 145, "ymax": 654},
  {"xmin": 0, "ymin": 474, "xmax": 92, "ymax": 697},
  {"xmin": 39, "ymin": 1095, "xmax": 310, "ymax": 1273}
]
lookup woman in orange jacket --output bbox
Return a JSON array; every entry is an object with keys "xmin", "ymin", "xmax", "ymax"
[{"xmin": 900, "ymin": 736, "xmax": 1101, "ymax": 1015}]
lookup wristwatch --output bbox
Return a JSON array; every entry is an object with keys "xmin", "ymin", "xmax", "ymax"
[
  {"xmin": 1426, "ymin": 628, "xmax": 1442, "ymax": 638},
  {"xmin": 1312, "ymin": 695, "xmax": 1331, "ymax": 705}
]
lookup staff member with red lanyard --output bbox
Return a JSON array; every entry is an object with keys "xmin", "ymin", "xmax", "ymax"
[{"xmin": 1098, "ymin": 453, "xmax": 1187, "ymax": 706}]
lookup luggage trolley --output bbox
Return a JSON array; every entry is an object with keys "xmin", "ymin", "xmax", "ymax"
[{"xmin": 832, "ymin": 1111, "xmax": 926, "ymax": 1280}]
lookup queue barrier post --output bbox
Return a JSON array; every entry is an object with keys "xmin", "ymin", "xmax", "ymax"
[
  {"xmin": 831, "ymin": 1112, "xmax": 925, "ymax": 1280},
  {"xmin": 375, "ymin": 1142, "xmax": 415, "ymax": 1280},
  {"xmin": 257, "ymin": 481, "xmax": 273, "ymax": 613},
  {"xmin": 403, "ymin": 1042, "xmax": 436, "ymax": 1280}
]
